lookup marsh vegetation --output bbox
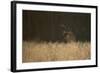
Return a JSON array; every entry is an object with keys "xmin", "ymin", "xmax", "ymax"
[{"xmin": 22, "ymin": 41, "xmax": 90, "ymax": 63}]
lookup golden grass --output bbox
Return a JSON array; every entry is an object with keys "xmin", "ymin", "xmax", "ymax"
[{"xmin": 22, "ymin": 41, "xmax": 91, "ymax": 63}]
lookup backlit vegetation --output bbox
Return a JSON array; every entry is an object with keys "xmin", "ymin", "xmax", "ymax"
[{"xmin": 22, "ymin": 41, "xmax": 91, "ymax": 63}]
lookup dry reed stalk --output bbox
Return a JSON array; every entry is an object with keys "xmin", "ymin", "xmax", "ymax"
[{"xmin": 22, "ymin": 41, "xmax": 90, "ymax": 63}]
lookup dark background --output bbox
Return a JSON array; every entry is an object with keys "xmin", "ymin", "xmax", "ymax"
[{"xmin": 23, "ymin": 10, "xmax": 91, "ymax": 42}]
